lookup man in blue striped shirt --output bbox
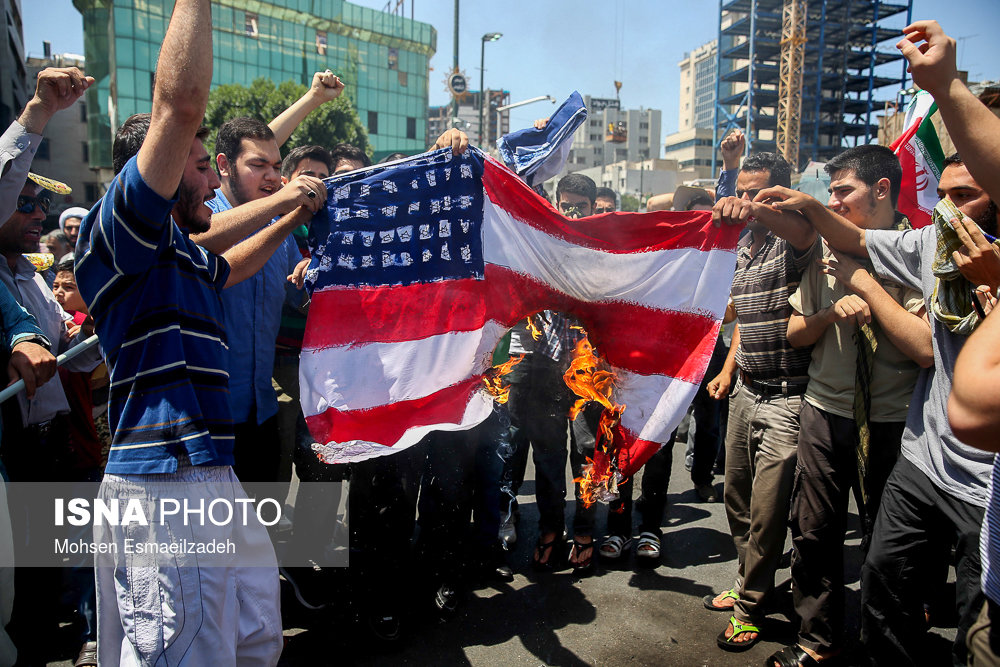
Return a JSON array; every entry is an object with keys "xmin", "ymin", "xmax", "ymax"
[{"xmin": 73, "ymin": 0, "xmax": 323, "ymax": 661}]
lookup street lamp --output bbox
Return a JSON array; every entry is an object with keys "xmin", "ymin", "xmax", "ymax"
[
  {"xmin": 479, "ymin": 32, "xmax": 502, "ymax": 147},
  {"xmin": 495, "ymin": 95, "xmax": 557, "ymax": 146}
]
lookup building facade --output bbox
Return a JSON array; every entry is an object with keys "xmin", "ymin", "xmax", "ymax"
[
  {"xmin": 662, "ymin": 127, "xmax": 719, "ymax": 181},
  {"xmin": 428, "ymin": 88, "xmax": 510, "ymax": 150},
  {"xmin": 678, "ymin": 40, "xmax": 718, "ymax": 132},
  {"xmin": 561, "ymin": 96, "xmax": 661, "ymax": 175},
  {"xmin": 0, "ymin": 0, "xmax": 29, "ymax": 131},
  {"xmin": 73, "ymin": 0, "xmax": 436, "ymax": 173}
]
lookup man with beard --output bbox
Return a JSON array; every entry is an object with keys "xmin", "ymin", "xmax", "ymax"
[
  {"xmin": 204, "ymin": 115, "xmax": 332, "ymax": 483},
  {"xmin": 756, "ymin": 147, "xmax": 997, "ymax": 666},
  {"xmin": 73, "ymin": 0, "xmax": 324, "ymax": 660}
]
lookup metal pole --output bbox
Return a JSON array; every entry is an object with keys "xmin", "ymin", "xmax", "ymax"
[
  {"xmin": 746, "ymin": 0, "xmax": 757, "ymax": 152},
  {"xmin": 812, "ymin": 0, "xmax": 827, "ymax": 163},
  {"xmin": 864, "ymin": 0, "xmax": 881, "ymax": 143},
  {"xmin": 0, "ymin": 334, "xmax": 101, "ymax": 404},
  {"xmin": 711, "ymin": 0, "xmax": 723, "ymax": 177},
  {"xmin": 479, "ymin": 38, "xmax": 485, "ymax": 146},
  {"xmin": 452, "ymin": 0, "xmax": 459, "ymax": 125}
]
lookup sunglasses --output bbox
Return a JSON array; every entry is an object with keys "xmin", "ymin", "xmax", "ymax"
[
  {"xmin": 16, "ymin": 195, "xmax": 51, "ymax": 215},
  {"xmin": 735, "ymin": 188, "xmax": 762, "ymax": 200}
]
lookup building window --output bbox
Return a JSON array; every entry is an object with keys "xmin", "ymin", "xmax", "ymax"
[
  {"xmin": 81, "ymin": 141, "xmax": 88, "ymax": 163},
  {"xmin": 36, "ymin": 138, "xmax": 50, "ymax": 160},
  {"xmin": 79, "ymin": 102, "xmax": 87, "ymax": 123},
  {"xmin": 368, "ymin": 111, "xmax": 378, "ymax": 134},
  {"xmin": 398, "ymin": 71, "xmax": 408, "ymax": 87},
  {"xmin": 85, "ymin": 183, "xmax": 101, "ymax": 203},
  {"xmin": 245, "ymin": 12, "xmax": 258, "ymax": 38},
  {"xmin": 406, "ymin": 116, "xmax": 417, "ymax": 139},
  {"xmin": 316, "ymin": 31, "xmax": 327, "ymax": 55},
  {"xmin": 388, "ymin": 48, "xmax": 398, "ymax": 70}
]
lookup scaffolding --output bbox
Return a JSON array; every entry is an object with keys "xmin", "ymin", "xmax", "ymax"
[{"xmin": 712, "ymin": 0, "xmax": 914, "ymax": 173}]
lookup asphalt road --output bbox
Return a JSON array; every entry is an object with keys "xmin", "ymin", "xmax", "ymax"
[{"xmin": 47, "ymin": 437, "xmax": 957, "ymax": 666}]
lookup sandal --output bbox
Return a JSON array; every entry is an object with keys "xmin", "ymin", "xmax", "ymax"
[
  {"xmin": 716, "ymin": 615, "xmax": 761, "ymax": 652},
  {"xmin": 703, "ymin": 587, "xmax": 740, "ymax": 612},
  {"xmin": 599, "ymin": 535, "xmax": 632, "ymax": 560},
  {"xmin": 636, "ymin": 531, "xmax": 661, "ymax": 559},
  {"xmin": 765, "ymin": 644, "xmax": 842, "ymax": 667},
  {"xmin": 532, "ymin": 534, "xmax": 562, "ymax": 571},
  {"xmin": 570, "ymin": 537, "xmax": 595, "ymax": 575}
]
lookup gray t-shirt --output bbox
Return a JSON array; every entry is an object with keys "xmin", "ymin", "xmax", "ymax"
[{"xmin": 867, "ymin": 225, "xmax": 993, "ymax": 507}]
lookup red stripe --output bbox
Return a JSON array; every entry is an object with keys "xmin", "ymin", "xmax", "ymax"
[
  {"xmin": 305, "ymin": 265, "xmax": 718, "ymax": 383},
  {"xmin": 483, "ymin": 159, "xmax": 743, "ymax": 254},
  {"xmin": 889, "ymin": 114, "xmax": 925, "ymax": 153},
  {"xmin": 305, "ymin": 375, "xmax": 483, "ymax": 447}
]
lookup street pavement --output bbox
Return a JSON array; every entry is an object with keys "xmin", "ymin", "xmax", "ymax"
[{"xmin": 47, "ymin": 436, "xmax": 957, "ymax": 666}]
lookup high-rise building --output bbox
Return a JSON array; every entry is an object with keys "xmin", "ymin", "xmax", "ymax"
[
  {"xmin": 714, "ymin": 0, "xmax": 913, "ymax": 170},
  {"xmin": 0, "ymin": 0, "xmax": 29, "ymax": 130},
  {"xmin": 428, "ymin": 88, "xmax": 510, "ymax": 150},
  {"xmin": 25, "ymin": 53, "xmax": 103, "ymax": 217},
  {"xmin": 562, "ymin": 96, "xmax": 661, "ymax": 174},
  {"xmin": 73, "ymin": 0, "xmax": 437, "ymax": 175},
  {"xmin": 678, "ymin": 40, "xmax": 718, "ymax": 132}
]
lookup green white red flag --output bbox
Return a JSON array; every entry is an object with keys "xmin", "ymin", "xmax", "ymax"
[{"xmin": 890, "ymin": 90, "xmax": 946, "ymax": 228}]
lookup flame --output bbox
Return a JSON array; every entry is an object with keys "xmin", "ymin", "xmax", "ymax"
[
  {"xmin": 564, "ymin": 333, "xmax": 626, "ymax": 507},
  {"xmin": 483, "ymin": 354, "xmax": 523, "ymax": 405},
  {"xmin": 525, "ymin": 315, "xmax": 544, "ymax": 341}
]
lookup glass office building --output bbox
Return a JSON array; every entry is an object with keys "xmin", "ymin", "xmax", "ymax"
[{"xmin": 73, "ymin": 0, "xmax": 436, "ymax": 172}]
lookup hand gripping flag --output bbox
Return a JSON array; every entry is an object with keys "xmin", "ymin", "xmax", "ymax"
[
  {"xmin": 299, "ymin": 147, "xmax": 741, "ymax": 484},
  {"xmin": 890, "ymin": 90, "xmax": 946, "ymax": 229}
]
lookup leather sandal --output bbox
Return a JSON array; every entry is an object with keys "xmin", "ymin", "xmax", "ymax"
[
  {"xmin": 765, "ymin": 644, "xmax": 842, "ymax": 667},
  {"xmin": 570, "ymin": 537, "xmax": 595, "ymax": 575},
  {"xmin": 532, "ymin": 535, "xmax": 562, "ymax": 571},
  {"xmin": 75, "ymin": 641, "xmax": 98, "ymax": 667}
]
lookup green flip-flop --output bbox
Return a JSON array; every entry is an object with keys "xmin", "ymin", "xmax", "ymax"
[
  {"xmin": 717, "ymin": 615, "xmax": 761, "ymax": 652},
  {"xmin": 704, "ymin": 587, "xmax": 740, "ymax": 611}
]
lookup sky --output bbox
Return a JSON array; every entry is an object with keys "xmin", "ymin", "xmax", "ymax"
[{"xmin": 22, "ymin": 0, "xmax": 1000, "ymax": 152}]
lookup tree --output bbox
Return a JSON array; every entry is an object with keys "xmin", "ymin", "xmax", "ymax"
[
  {"xmin": 203, "ymin": 78, "xmax": 371, "ymax": 160},
  {"xmin": 620, "ymin": 193, "xmax": 641, "ymax": 212}
]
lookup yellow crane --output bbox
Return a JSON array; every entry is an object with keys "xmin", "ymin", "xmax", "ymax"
[{"xmin": 776, "ymin": 0, "xmax": 807, "ymax": 168}]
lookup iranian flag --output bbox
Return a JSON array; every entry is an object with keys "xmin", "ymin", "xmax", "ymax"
[{"xmin": 890, "ymin": 90, "xmax": 946, "ymax": 228}]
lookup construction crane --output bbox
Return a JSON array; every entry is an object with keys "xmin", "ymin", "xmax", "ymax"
[{"xmin": 776, "ymin": 0, "xmax": 807, "ymax": 169}]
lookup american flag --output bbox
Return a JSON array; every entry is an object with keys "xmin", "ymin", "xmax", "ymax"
[{"xmin": 299, "ymin": 148, "xmax": 741, "ymax": 477}]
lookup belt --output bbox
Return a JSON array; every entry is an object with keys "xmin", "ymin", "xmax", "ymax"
[{"xmin": 739, "ymin": 370, "xmax": 808, "ymax": 397}]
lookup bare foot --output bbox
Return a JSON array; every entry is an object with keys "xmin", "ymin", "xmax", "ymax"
[
  {"xmin": 711, "ymin": 590, "xmax": 737, "ymax": 609},
  {"xmin": 569, "ymin": 535, "xmax": 593, "ymax": 567},
  {"xmin": 533, "ymin": 531, "xmax": 559, "ymax": 565},
  {"xmin": 724, "ymin": 619, "xmax": 758, "ymax": 645}
]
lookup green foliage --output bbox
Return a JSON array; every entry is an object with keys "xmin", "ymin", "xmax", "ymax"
[
  {"xmin": 202, "ymin": 78, "xmax": 371, "ymax": 160},
  {"xmin": 620, "ymin": 193, "xmax": 641, "ymax": 212}
]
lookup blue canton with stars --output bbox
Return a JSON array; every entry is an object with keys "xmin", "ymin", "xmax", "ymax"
[{"xmin": 304, "ymin": 148, "xmax": 486, "ymax": 293}]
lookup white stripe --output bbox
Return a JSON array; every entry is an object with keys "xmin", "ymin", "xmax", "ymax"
[
  {"xmin": 482, "ymin": 199, "xmax": 735, "ymax": 319},
  {"xmin": 110, "ymin": 360, "xmax": 228, "ymax": 387},
  {"xmin": 120, "ymin": 324, "xmax": 227, "ymax": 350},
  {"xmin": 112, "ymin": 207, "xmax": 159, "ymax": 250},
  {"xmin": 110, "ymin": 431, "xmax": 235, "ymax": 451},
  {"xmin": 299, "ymin": 321, "xmax": 506, "ymax": 418},
  {"xmin": 612, "ymin": 370, "xmax": 700, "ymax": 445}
]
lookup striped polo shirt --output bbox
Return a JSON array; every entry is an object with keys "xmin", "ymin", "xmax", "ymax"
[
  {"xmin": 731, "ymin": 232, "xmax": 817, "ymax": 382},
  {"xmin": 74, "ymin": 156, "xmax": 234, "ymax": 474}
]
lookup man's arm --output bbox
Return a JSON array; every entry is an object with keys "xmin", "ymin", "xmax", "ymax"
[
  {"xmin": 754, "ymin": 186, "xmax": 867, "ymax": 257},
  {"xmin": 1, "ymin": 68, "xmax": 93, "ymax": 220},
  {"xmin": 136, "ymin": 0, "xmax": 213, "ymax": 199},
  {"xmin": 821, "ymin": 249, "xmax": 933, "ymax": 366},
  {"xmin": 268, "ymin": 70, "xmax": 345, "ymax": 148},
  {"xmin": 899, "ymin": 21, "xmax": 1000, "ymax": 203},
  {"xmin": 716, "ymin": 129, "xmax": 744, "ymax": 199},
  {"xmin": 712, "ymin": 195, "xmax": 817, "ymax": 250},
  {"xmin": 706, "ymin": 324, "xmax": 739, "ymax": 400},
  {"xmin": 222, "ymin": 207, "xmax": 311, "ymax": 288},
  {"xmin": 190, "ymin": 174, "xmax": 326, "ymax": 254},
  {"xmin": 949, "ymin": 304, "xmax": 1000, "ymax": 450}
]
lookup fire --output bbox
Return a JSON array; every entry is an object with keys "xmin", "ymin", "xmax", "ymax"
[
  {"xmin": 483, "ymin": 354, "xmax": 523, "ymax": 404},
  {"xmin": 564, "ymin": 333, "xmax": 626, "ymax": 507},
  {"xmin": 525, "ymin": 316, "xmax": 544, "ymax": 341}
]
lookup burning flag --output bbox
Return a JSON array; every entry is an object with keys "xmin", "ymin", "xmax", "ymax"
[
  {"xmin": 299, "ymin": 147, "xmax": 740, "ymax": 484},
  {"xmin": 890, "ymin": 90, "xmax": 946, "ymax": 228}
]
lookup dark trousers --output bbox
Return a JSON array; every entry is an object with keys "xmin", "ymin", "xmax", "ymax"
[
  {"xmin": 861, "ymin": 456, "xmax": 985, "ymax": 667},
  {"xmin": 232, "ymin": 413, "xmax": 280, "ymax": 483},
  {"xmin": 606, "ymin": 437, "xmax": 675, "ymax": 538},
  {"xmin": 791, "ymin": 402, "xmax": 902, "ymax": 653},
  {"xmin": 690, "ymin": 337, "xmax": 729, "ymax": 486}
]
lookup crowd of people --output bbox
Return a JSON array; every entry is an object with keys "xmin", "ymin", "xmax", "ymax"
[{"xmin": 0, "ymin": 2, "xmax": 995, "ymax": 665}]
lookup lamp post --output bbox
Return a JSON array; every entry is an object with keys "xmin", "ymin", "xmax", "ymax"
[
  {"xmin": 479, "ymin": 32, "xmax": 502, "ymax": 147},
  {"xmin": 495, "ymin": 95, "xmax": 557, "ymax": 146}
]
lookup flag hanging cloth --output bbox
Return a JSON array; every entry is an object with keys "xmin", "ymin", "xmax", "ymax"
[
  {"xmin": 890, "ymin": 89, "xmax": 946, "ymax": 229},
  {"xmin": 299, "ymin": 147, "xmax": 741, "ymax": 485}
]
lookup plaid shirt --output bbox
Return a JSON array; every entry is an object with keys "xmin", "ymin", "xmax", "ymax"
[{"xmin": 508, "ymin": 310, "xmax": 585, "ymax": 363}]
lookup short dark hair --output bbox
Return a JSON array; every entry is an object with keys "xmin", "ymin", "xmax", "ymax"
[
  {"xmin": 595, "ymin": 187, "xmax": 617, "ymax": 203},
  {"xmin": 685, "ymin": 194, "xmax": 715, "ymax": 210},
  {"xmin": 281, "ymin": 145, "xmax": 333, "ymax": 179},
  {"xmin": 113, "ymin": 113, "xmax": 210, "ymax": 175},
  {"xmin": 943, "ymin": 152, "xmax": 964, "ymax": 168},
  {"xmin": 741, "ymin": 152, "xmax": 792, "ymax": 188},
  {"xmin": 330, "ymin": 143, "xmax": 372, "ymax": 169},
  {"xmin": 56, "ymin": 258, "xmax": 75, "ymax": 274},
  {"xmin": 824, "ymin": 144, "xmax": 902, "ymax": 208},
  {"xmin": 556, "ymin": 173, "xmax": 597, "ymax": 204},
  {"xmin": 215, "ymin": 117, "xmax": 275, "ymax": 166}
]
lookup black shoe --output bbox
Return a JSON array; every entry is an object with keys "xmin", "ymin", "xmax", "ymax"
[
  {"xmin": 433, "ymin": 582, "xmax": 460, "ymax": 620},
  {"xmin": 280, "ymin": 565, "xmax": 329, "ymax": 610},
  {"xmin": 483, "ymin": 543, "xmax": 514, "ymax": 582},
  {"xmin": 366, "ymin": 609, "xmax": 402, "ymax": 642}
]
